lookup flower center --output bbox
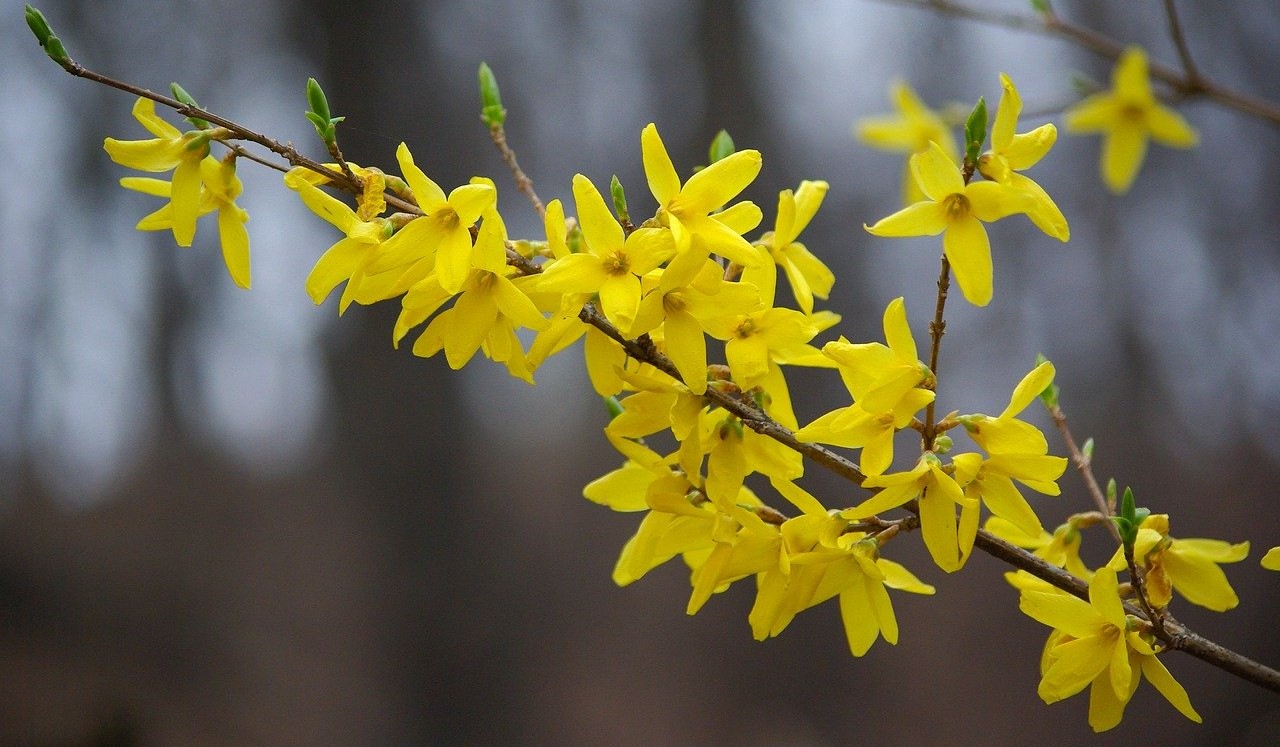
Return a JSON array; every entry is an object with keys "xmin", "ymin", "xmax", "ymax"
[
  {"xmin": 943, "ymin": 193, "xmax": 970, "ymax": 222},
  {"xmin": 663, "ymin": 290, "xmax": 688, "ymax": 313},
  {"xmin": 734, "ymin": 318, "xmax": 758, "ymax": 339},
  {"xmin": 604, "ymin": 251, "xmax": 631, "ymax": 276}
]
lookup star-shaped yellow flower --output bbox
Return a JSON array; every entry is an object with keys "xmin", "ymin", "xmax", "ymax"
[
  {"xmin": 105, "ymin": 97, "xmax": 214, "ymax": 247},
  {"xmin": 536, "ymin": 174, "xmax": 675, "ymax": 332},
  {"xmin": 1065, "ymin": 47, "xmax": 1199, "ymax": 194},
  {"xmin": 865, "ymin": 142, "xmax": 1030, "ymax": 306},
  {"xmin": 641, "ymin": 123, "xmax": 763, "ymax": 269},
  {"xmin": 856, "ymin": 81, "xmax": 960, "ymax": 206},
  {"xmin": 1105, "ymin": 514, "xmax": 1248, "ymax": 612},
  {"xmin": 1020, "ymin": 567, "xmax": 1201, "ymax": 731},
  {"xmin": 763, "ymin": 181, "xmax": 835, "ymax": 314},
  {"xmin": 122, "ymin": 155, "xmax": 251, "ymax": 288},
  {"xmin": 367, "ymin": 142, "xmax": 496, "ymax": 294},
  {"xmin": 978, "ymin": 73, "xmax": 1069, "ymax": 241}
]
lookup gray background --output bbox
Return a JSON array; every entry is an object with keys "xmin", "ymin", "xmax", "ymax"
[{"xmin": 3, "ymin": 1, "xmax": 1280, "ymax": 744}]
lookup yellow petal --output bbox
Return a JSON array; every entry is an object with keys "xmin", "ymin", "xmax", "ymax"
[
  {"xmin": 1262, "ymin": 546, "xmax": 1280, "ymax": 570},
  {"xmin": 864, "ymin": 201, "xmax": 947, "ymax": 237},
  {"xmin": 395, "ymin": 142, "xmax": 448, "ymax": 211},
  {"xmin": 1113, "ymin": 47, "xmax": 1153, "ymax": 103},
  {"xmin": 1003, "ymin": 360, "xmax": 1056, "ymax": 417},
  {"xmin": 1140, "ymin": 654, "xmax": 1202, "ymax": 723},
  {"xmin": 910, "ymin": 141, "xmax": 964, "ymax": 201},
  {"xmin": 942, "ymin": 217, "xmax": 993, "ymax": 306},
  {"xmin": 641, "ymin": 123, "xmax": 681, "ymax": 205},
  {"xmin": 991, "ymin": 73, "xmax": 1022, "ymax": 151},
  {"xmin": 1147, "ymin": 104, "xmax": 1199, "ymax": 148},
  {"xmin": 1003, "ymin": 123, "xmax": 1057, "ymax": 171},
  {"xmin": 217, "ymin": 205, "xmax": 251, "ymax": 289},
  {"xmin": 1102, "ymin": 121, "xmax": 1149, "ymax": 194},
  {"xmin": 573, "ymin": 174, "xmax": 624, "ymax": 255},
  {"xmin": 678, "ymin": 149, "xmax": 763, "ymax": 216}
]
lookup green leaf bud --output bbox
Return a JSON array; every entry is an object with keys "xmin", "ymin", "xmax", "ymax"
[
  {"xmin": 609, "ymin": 175, "xmax": 629, "ymax": 225},
  {"xmin": 963, "ymin": 97, "xmax": 988, "ymax": 167},
  {"xmin": 478, "ymin": 62, "xmax": 506, "ymax": 128},
  {"xmin": 170, "ymin": 82, "xmax": 209, "ymax": 129},
  {"xmin": 26, "ymin": 5, "xmax": 69, "ymax": 64},
  {"xmin": 708, "ymin": 129, "xmax": 735, "ymax": 164}
]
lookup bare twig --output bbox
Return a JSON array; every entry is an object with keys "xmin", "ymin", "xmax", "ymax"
[
  {"xmin": 487, "ymin": 125, "xmax": 545, "ymax": 218},
  {"xmin": 872, "ymin": 0, "xmax": 1280, "ymax": 125},
  {"xmin": 1048, "ymin": 404, "xmax": 1123, "ymax": 544}
]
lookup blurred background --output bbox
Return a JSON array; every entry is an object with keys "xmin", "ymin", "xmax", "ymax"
[{"xmin": 4, "ymin": 0, "xmax": 1280, "ymax": 744}]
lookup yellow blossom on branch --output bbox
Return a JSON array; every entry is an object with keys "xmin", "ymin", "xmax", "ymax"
[
  {"xmin": 847, "ymin": 452, "xmax": 970, "ymax": 572},
  {"xmin": 536, "ymin": 174, "xmax": 675, "ymax": 332},
  {"xmin": 122, "ymin": 155, "xmax": 251, "ymax": 288},
  {"xmin": 750, "ymin": 511, "xmax": 934, "ymax": 656},
  {"xmin": 1106, "ymin": 514, "xmax": 1249, "ymax": 612},
  {"xmin": 1020, "ymin": 567, "xmax": 1201, "ymax": 731},
  {"xmin": 367, "ymin": 142, "xmax": 496, "ymax": 294},
  {"xmin": 641, "ymin": 123, "xmax": 764, "ymax": 269},
  {"xmin": 795, "ymin": 296, "xmax": 934, "ymax": 476},
  {"xmin": 104, "ymin": 97, "xmax": 213, "ymax": 247},
  {"xmin": 865, "ymin": 142, "xmax": 1031, "ymax": 306},
  {"xmin": 286, "ymin": 169, "xmax": 391, "ymax": 309},
  {"xmin": 977, "ymin": 73, "xmax": 1069, "ymax": 241},
  {"xmin": 762, "ymin": 181, "xmax": 835, "ymax": 314},
  {"xmin": 1064, "ymin": 47, "xmax": 1199, "ymax": 194}
]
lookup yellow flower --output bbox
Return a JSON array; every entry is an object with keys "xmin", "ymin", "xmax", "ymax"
[
  {"xmin": 394, "ymin": 206, "xmax": 547, "ymax": 380},
  {"xmin": 954, "ymin": 362, "xmax": 1067, "ymax": 536},
  {"xmin": 763, "ymin": 181, "xmax": 835, "ymax": 314},
  {"xmin": 1020, "ymin": 567, "xmax": 1201, "ymax": 731},
  {"xmin": 977, "ymin": 73, "xmax": 1069, "ymax": 241},
  {"xmin": 105, "ymin": 97, "xmax": 214, "ymax": 247},
  {"xmin": 367, "ymin": 142, "xmax": 496, "ymax": 293},
  {"xmin": 794, "ymin": 297, "xmax": 934, "ymax": 476},
  {"xmin": 641, "ymin": 123, "xmax": 764, "ymax": 268},
  {"xmin": 629, "ymin": 259, "xmax": 762, "ymax": 394},
  {"xmin": 1263, "ymin": 547, "xmax": 1280, "ymax": 571},
  {"xmin": 986, "ymin": 516, "xmax": 1092, "ymax": 583},
  {"xmin": 856, "ymin": 81, "xmax": 960, "ymax": 205},
  {"xmin": 749, "ymin": 513, "xmax": 934, "ymax": 656},
  {"xmin": 121, "ymin": 156, "xmax": 251, "ymax": 288},
  {"xmin": 847, "ymin": 452, "xmax": 970, "ymax": 572},
  {"xmin": 536, "ymin": 174, "xmax": 675, "ymax": 332},
  {"xmin": 287, "ymin": 170, "xmax": 390, "ymax": 309},
  {"xmin": 865, "ymin": 142, "xmax": 1030, "ymax": 306},
  {"xmin": 1065, "ymin": 47, "xmax": 1198, "ymax": 194},
  {"xmin": 1106, "ymin": 514, "xmax": 1248, "ymax": 611}
]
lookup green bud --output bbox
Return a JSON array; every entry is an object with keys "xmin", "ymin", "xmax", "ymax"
[
  {"xmin": 963, "ymin": 96, "xmax": 988, "ymax": 167},
  {"xmin": 170, "ymin": 82, "xmax": 209, "ymax": 129},
  {"xmin": 478, "ymin": 62, "xmax": 506, "ymax": 128},
  {"xmin": 708, "ymin": 129, "xmax": 735, "ymax": 164},
  {"xmin": 1081, "ymin": 437, "xmax": 1094, "ymax": 463},
  {"xmin": 1029, "ymin": 0, "xmax": 1050, "ymax": 13},
  {"xmin": 304, "ymin": 77, "xmax": 343, "ymax": 145},
  {"xmin": 932, "ymin": 434, "xmax": 953, "ymax": 454},
  {"xmin": 1106, "ymin": 478, "xmax": 1117, "ymax": 503},
  {"xmin": 609, "ymin": 175, "xmax": 630, "ymax": 225},
  {"xmin": 27, "ymin": 6, "xmax": 69, "ymax": 65},
  {"xmin": 603, "ymin": 395, "xmax": 624, "ymax": 420}
]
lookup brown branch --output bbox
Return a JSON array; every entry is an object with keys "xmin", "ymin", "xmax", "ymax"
[
  {"xmin": 487, "ymin": 124, "xmax": 545, "ymax": 218},
  {"xmin": 1048, "ymin": 404, "xmax": 1123, "ymax": 544},
  {"xmin": 1162, "ymin": 0, "xmax": 1202, "ymax": 85},
  {"xmin": 872, "ymin": 0, "xmax": 1280, "ymax": 126}
]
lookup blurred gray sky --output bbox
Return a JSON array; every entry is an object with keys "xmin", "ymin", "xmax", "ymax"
[{"xmin": 3, "ymin": 1, "xmax": 1280, "ymax": 744}]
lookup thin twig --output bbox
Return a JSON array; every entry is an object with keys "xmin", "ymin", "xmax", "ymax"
[
  {"xmin": 1048, "ymin": 404, "xmax": 1123, "ymax": 544},
  {"xmin": 1162, "ymin": 0, "xmax": 1202, "ymax": 85},
  {"xmin": 872, "ymin": 0, "xmax": 1280, "ymax": 125},
  {"xmin": 488, "ymin": 125, "xmax": 545, "ymax": 218},
  {"xmin": 921, "ymin": 253, "xmax": 951, "ymax": 448}
]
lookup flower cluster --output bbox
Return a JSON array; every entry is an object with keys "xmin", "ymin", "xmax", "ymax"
[{"xmin": 86, "ymin": 33, "xmax": 1270, "ymax": 732}]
